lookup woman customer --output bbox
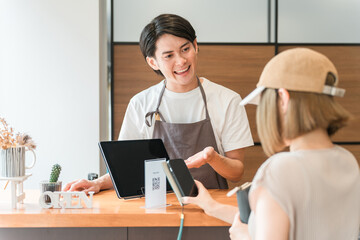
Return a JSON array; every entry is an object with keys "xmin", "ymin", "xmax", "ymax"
[{"xmin": 183, "ymin": 48, "xmax": 360, "ymax": 240}]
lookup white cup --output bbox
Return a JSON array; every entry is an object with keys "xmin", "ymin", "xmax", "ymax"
[{"xmin": 0, "ymin": 146, "xmax": 36, "ymax": 177}]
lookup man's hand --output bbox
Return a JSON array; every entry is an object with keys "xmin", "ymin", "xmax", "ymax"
[
  {"xmin": 185, "ymin": 146, "xmax": 217, "ymax": 169},
  {"xmin": 63, "ymin": 179, "xmax": 101, "ymax": 195}
]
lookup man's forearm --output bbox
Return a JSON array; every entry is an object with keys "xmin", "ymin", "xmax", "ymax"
[
  {"xmin": 94, "ymin": 173, "xmax": 113, "ymax": 190},
  {"xmin": 209, "ymin": 152, "xmax": 245, "ymax": 182}
]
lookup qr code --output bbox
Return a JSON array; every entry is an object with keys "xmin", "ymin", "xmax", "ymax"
[{"xmin": 152, "ymin": 177, "xmax": 160, "ymax": 191}]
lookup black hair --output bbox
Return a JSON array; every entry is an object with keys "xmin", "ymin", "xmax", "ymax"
[{"xmin": 139, "ymin": 14, "xmax": 197, "ymax": 76}]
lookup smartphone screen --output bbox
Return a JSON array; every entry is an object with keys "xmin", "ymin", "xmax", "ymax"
[{"xmin": 167, "ymin": 159, "xmax": 198, "ymax": 197}]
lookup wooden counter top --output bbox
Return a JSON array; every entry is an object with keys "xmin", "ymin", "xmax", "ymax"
[{"xmin": 0, "ymin": 189, "xmax": 236, "ymax": 228}]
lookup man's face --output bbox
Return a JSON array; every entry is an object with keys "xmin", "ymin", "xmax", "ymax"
[{"xmin": 146, "ymin": 34, "xmax": 198, "ymax": 93}]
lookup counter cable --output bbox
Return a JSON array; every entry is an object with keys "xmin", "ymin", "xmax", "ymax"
[{"xmin": 177, "ymin": 205, "xmax": 184, "ymax": 240}]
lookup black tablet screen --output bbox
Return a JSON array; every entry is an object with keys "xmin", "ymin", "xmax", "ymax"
[{"xmin": 99, "ymin": 139, "xmax": 170, "ymax": 199}]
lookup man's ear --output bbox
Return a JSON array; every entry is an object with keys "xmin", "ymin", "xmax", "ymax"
[
  {"xmin": 193, "ymin": 39, "xmax": 199, "ymax": 53},
  {"xmin": 278, "ymin": 88, "xmax": 290, "ymax": 114},
  {"xmin": 146, "ymin": 56, "xmax": 159, "ymax": 71}
]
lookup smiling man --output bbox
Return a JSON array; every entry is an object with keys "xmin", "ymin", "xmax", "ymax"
[{"xmin": 64, "ymin": 14, "xmax": 253, "ymax": 194}]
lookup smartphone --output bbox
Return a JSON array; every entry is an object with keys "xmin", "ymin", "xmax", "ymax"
[{"xmin": 167, "ymin": 159, "xmax": 198, "ymax": 197}]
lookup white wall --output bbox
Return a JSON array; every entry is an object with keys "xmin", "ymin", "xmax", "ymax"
[{"xmin": 0, "ymin": 0, "xmax": 108, "ymax": 189}]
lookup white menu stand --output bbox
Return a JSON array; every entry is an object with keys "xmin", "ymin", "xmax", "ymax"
[{"xmin": 0, "ymin": 174, "xmax": 32, "ymax": 209}]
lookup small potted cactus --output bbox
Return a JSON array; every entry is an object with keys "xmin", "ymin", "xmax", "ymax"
[
  {"xmin": 49, "ymin": 164, "xmax": 62, "ymax": 183},
  {"xmin": 40, "ymin": 164, "xmax": 62, "ymax": 203}
]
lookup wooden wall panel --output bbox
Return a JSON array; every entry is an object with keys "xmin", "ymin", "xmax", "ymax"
[
  {"xmin": 114, "ymin": 45, "xmax": 360, "ymax": 143},
  {"xmin": 279, "ymin": 46, "xmax": 360, "ymax": 143}
]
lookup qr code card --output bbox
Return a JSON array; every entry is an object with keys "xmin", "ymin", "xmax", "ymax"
[{"xmin": 144, "ymin": 158, "xmax": 166, "ymax": 208}]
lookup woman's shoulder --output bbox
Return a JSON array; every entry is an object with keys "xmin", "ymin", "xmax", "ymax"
[
  {"xmin": 259, "ymin": 146, "xmax": 358, "ymax": 178},
  {"xmin": 333, "ymin": 145, "xmax": 357, "ymax": 158},
  {"xmin": 250, "ymin": 152, "xmax": 303, "ymax": 202},
  {"xmin": 256, "ymin": 152, "xmax": 302, "ymax": 180},
  {"xmin": 251, "ymin": 152, "xmax": 306, "ymax": 200}
]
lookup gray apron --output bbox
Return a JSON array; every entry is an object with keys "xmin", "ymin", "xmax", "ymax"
[{"xmin": 145, "ymin": 78, "xmax": 228, "ymax": 189}]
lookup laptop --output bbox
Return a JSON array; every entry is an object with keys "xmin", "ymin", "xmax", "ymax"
[{"xmin": 98, "ymin": 139, "xmax": 171, "ymax": 199}]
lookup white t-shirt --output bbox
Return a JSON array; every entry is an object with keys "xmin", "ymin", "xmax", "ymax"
[
  {"xmin": 248, "ymin": 145, "xmax": 360, "ymax": 240},
  {"xmin": 119, "ymin": 77, "xmax": 254, "ymax": 155}
]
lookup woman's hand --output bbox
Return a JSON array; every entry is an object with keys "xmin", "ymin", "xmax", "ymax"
[
  {"xmin": 229, "ymin": 212, "xmax": 251, "ymax": 240},
  {"xmin": 182, "ymin": 180, "xmax": 217, "ymax": 215},
  {"xmin": 182, "ymin": 180, "xmax": 238, "ymax": 223}
]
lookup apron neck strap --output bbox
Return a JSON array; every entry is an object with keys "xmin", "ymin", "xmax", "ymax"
[
  {"xmin": 145, "ymin": 81, "xmax": 167, "ymax": 127},
  {"xmin": 197, "ymin": 77, "xmax": 210, "ymax": 119}
]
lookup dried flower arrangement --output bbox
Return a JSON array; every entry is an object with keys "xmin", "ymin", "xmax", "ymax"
[{"xmin": 0, "ymin": 118, "xmax": 36, "ymax": 150}]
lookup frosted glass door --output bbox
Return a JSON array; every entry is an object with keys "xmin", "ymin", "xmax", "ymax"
[
  {"xmin": 113, "ymin": 0, "xmax": 270, "ymax": 43},
  {"xmin": 278, "ymin": 0, "xmax": 360, "ymax": 43}
]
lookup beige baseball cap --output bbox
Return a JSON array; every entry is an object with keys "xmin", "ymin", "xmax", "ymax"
[{"xmin": 240, "ymin": 48, "xmax": 346, "ymax": 106}]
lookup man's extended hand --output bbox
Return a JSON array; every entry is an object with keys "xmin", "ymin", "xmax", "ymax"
[{"xmin": 185, "ymin": 146, "xmax": 217, "ymax": 169}]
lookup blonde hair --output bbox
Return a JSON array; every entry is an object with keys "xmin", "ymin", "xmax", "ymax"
[{"xmin": 257, "ymin": 87, "xmax": 351, "ymax": 157}]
